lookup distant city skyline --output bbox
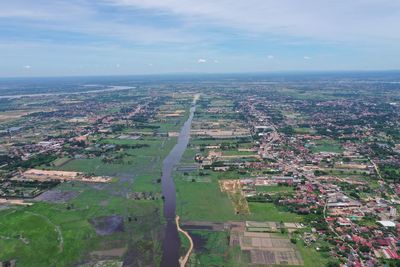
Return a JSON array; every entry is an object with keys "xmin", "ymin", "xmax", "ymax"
[{"xmin": 1, "ymin": 0, "xmax": 400, "ymax": 77}]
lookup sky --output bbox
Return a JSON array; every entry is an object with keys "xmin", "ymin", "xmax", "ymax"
[{"xmin": 1, "ymin": 0, "xmax": 400, "ymax": 77}]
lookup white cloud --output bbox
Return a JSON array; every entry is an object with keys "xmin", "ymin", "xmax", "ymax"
[
  {"xmin": 109, "ymin": 0, "xmax": 400, "ymax": 43},
  {"xmin": 0, "ymin": 1, "xmax": 199, "ymax": 45},
  {"xmin": 3, "ymin": 0, "xmax": 400, "ymax": 46},
  {"xmin": 23, "ymin": 65, "xmax": 31, "ymax": 69},
  {"xmin": 1, "ymin": 0, "xmax": 400, "ymax": 76}
]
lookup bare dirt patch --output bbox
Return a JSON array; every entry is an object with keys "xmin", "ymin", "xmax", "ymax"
[
  {"xmin": 219, "ymin": 180, "xmax": 249, "ymax": 215},
  {"xmin": 0, "ymin": 110, "xmax": 32, "ymax": 123}
]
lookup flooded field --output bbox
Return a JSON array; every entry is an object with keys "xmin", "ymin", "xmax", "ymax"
[
  {"xmin": 90, "ymin": 215, "xmax": 124, "ymax": 236},
  {"xmin": 34, "ymin": 190, "xmax": 79, "ymax": 203}
]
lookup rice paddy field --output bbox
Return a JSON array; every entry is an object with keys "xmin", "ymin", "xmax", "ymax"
[{"xmin": 0, "ymin": 100, "xmax": 191, "ymax": 266}]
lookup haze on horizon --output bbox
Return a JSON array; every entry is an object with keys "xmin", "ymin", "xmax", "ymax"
[{"xmin": 1, "ymin": 0, "xmax": 400, "ymax": 77}]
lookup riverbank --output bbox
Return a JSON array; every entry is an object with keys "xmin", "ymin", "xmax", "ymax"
[
  {"xmin": 176, "ymin": 216, "xmax": 193, "ymax": 267},
  {"xmin": 160, "ymin": 95, "xmax": 198, "ymax": 266}
]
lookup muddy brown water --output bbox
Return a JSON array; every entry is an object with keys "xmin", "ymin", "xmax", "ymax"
[{"xmin": 160, "ymin": 105, "xmax": 196, "ymax": 267}]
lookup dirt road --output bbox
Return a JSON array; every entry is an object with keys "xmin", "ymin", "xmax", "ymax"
[{"xmin": 176, "ymin": 216, "xmax": 193, "ymax": 267}]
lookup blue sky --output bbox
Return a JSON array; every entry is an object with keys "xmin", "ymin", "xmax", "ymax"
[{"xmin": 1, "ymin": 0, "xmax": 400, "ymax": 77}]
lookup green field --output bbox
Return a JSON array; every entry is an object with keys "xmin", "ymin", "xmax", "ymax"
[
  {"xmin": 255, "ymin": 185, "xmax": 294, "ymax": 193},
  {"xmin": 0, "ymin": 189, "xmax": 163, "ymax": 267},
  {"xmin": 0, "ymin": 100, "xmax": 192, "ymax": 266},
  {"xmin": 311, "ymin": 139, "xmax": 343, "ymax": 153},
  {"xmin": 294, "ymin": 127, "xmax": 316, "ymax": 134},
  {"xmin": 181, "ymin": 230, "xmax": 249, "ymax": 266},
  {"xmin": 51, "ymin": 157, "xmax": 72, "ymax": 167},
  {"xmin": 222, "ymin": 150, "xmax": 256, "ymax": 156},
  {"xmin": 295, "ymin": 240, "xmax": 331, "ymax": 267},
  {"xmin": 180, "ymin": 228, "xmax": 328, "ymax": 267},
  {"xmin": 175, "ymin": 173, "xmax": 303, "ymax": 223},
  {"xmin": 247, "ymin": 202, "xmax": 303, "ymax": 222},
  {"xmin": 176, "ymin": 175, "xmax": 236, "ymax": 222},
  {"xmin": 46, "ymin": 136, "xmax": 177, "ymax": 193}
]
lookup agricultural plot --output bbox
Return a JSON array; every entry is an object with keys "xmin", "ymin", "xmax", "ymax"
[
  {"xmin": 180, "ymin": 230, "xmax": 250, "ymax": 266},
  {"xmin": 234, "ymin": 232, "xmax": 303, "ymax": 266}
]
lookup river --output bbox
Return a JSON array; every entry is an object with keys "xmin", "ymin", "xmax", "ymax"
[
  {"xmin": 160, "ymin": 95, "xmax": 198, "ymax": 267},
  {"xmin": 0, "ymin": 85, "xmax": 134, "ymax": 99}
]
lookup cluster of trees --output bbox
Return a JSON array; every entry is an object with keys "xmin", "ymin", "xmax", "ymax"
[
  {"xmin": 4, "ymin": 153, "xmax": 57, "ymax": 170},
  {"xmin": 246, "ymin": 194, "xmax": 273, "ymax": 203},
  {"xmin": 102, "ymin": 153, "xmax": 126, "ymax": 164},
  {"xmin": 114, "ymin": 144, "xmax": 150, "ymax": 150},
  {"xmin": 314, "ymin": 170, "xmax": 329, "ymax": 176},
  {"xmin": 369, "ymin": 143, "xmax": 395, "ymax": 158},
  {"xmin": 0, "ymin": 154, "xmax": 17, "ymax": 166},
  {"xmin": 279, "ymin": 126, "xmax": 295, "ymax": 136},
  {"xmin": 382, "ymin": 259, "xmax": 400, "ymax": 267},
  {"xmin": 1, "ymin": 180, "xmax": 59, "ymax": 198},
  {"xmin": 380, "ymin": 164, "xmax": 400, "ymax": 182}
]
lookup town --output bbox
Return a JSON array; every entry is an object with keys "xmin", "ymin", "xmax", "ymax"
[{"xmin": 0, "ymin": 73, "xmax": 400, "ymax": 267}]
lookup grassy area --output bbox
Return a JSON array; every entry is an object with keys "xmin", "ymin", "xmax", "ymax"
[
  {"xmin": 320, "ymin": 168, "xmax": 368, "ymax": 177},
  {"xmin": 255, "ymin": 185, "xmax": 294, "ymax": 193},
  {"xmin": 247, "ymin": 202, "xmax": 304, "ymax": 222},
  {"xmin": 0, "ymin": 94, "xmax": 197, "ymax": 266},
  {"xmin": 179, "ymin": 147, "xmax": 198, "ymax": 164},
  {"xmin": 51, "ymin": 157, "xmax": 71, "ymax": 167},
  {"xmin": 176, "ymin": 144, "xmax": 302, "ymax": 223},
  {"xmin": 184, "ymin": 231, "xmax": 249, "ymax": 266},
  {"xmin": 222, "ymin": 150, "xmax": 256, "ymax": 156},
  {"xmin": 178, "ymin": 232, "xmax": 190, "ymax": 257},
  {"xmin": 294, "ymin": 127, "xmax": 316, "ymax": 134},
  {"xmin": 176, "ymin": 175, "xmax": 236, "ymax": 222},
  {"xmin": 189, "ymin": 138, "xmax": 252, "ymax": 147},
  {"xmin": 47, "ymin": 136, "xmax": 177, "ymax": 193},
  {"xmin": 0, "ymin": 192, "xmax": 163, "ymax": 267},
  {"xmin": 183, "ymin": 230, "xmax": 326, "ymax": 267},
  {"xmin": 311, "ymin": 139, "xmax": 343, "ymax": 153},
  {"xmin": 176, "ymin": 172, "xmax": 302, "ymax": 223},
  {"xmin": 295, "ymin": 242, "xmax": 330, "ymax": 267}
]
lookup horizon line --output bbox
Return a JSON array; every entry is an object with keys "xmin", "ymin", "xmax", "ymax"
[{"xmin": 1, "ymin": 69, "xmax": 400, "ymax": 80}]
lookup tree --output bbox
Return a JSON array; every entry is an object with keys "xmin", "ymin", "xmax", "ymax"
[{"xmin": 326, "ymin": 261, "xmax": 340, "ymax": 267}]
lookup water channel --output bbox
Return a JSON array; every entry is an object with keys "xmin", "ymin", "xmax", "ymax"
[{"xmin": 160, "ymin": 97, "xmax": 197, "ymax": 267}]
